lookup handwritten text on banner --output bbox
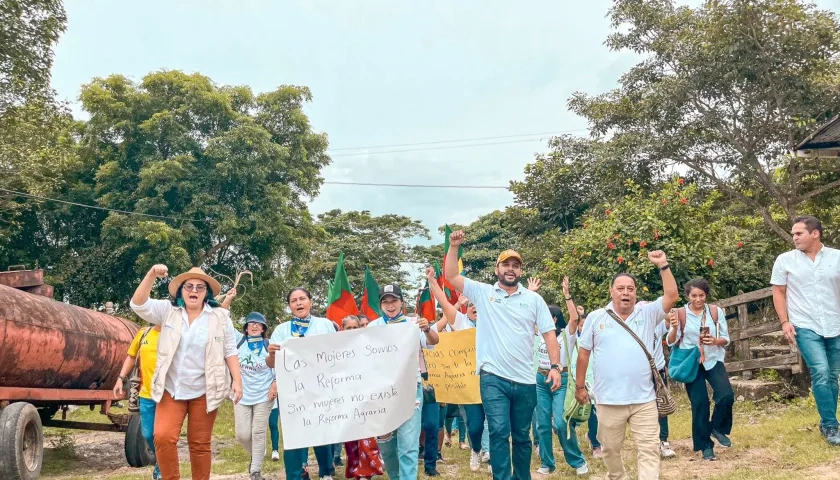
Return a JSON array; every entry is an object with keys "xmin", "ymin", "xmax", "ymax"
[
  {"xmin": 275, "ymin": 322, "xmax": 419, "ymax": 449},
  {"xmin": 422, "ymin": 328, "xmax": 481, "ymax": 404}
]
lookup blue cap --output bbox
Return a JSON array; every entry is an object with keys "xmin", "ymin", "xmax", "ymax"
[{"xmin": 245, "ymin": 312, "xmax": 267, "ymax": 327}]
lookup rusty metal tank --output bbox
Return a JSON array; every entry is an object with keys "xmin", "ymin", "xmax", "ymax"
[{"xmin": 0, "ymin": 282, "xmax": 139, "ymax": 391}]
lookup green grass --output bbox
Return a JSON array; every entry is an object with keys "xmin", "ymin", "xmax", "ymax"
[{"xmin": 39, "ymin": 392, "xmax": 840, "ymax": 479}]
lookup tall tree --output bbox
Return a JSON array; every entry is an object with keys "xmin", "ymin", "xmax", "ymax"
[
  {"xmin": 31, "ymin": 70, "xmax": 329, "ymax": 307},
  {"xmin": 569, "ymin": 0, "xmax": 840, "ymax": 242}
]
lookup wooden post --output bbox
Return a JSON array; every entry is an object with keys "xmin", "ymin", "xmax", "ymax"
[{"xmin": 737, "ymin": 296, "xmax": 752, "ymax": 380}]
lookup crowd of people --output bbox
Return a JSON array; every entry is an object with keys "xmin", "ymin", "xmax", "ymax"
[{"xmin": 115, "ymin": 214, "xmax": 838, "ymax": 480}]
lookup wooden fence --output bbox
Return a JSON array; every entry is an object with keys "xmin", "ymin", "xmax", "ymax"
[{"xmin": 718, "ymin": 287, "xmax": 803, "ymax": 380}]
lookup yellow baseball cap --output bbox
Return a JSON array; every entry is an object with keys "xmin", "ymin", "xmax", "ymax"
[{"xmin": 496, "ymin": 249, "xmax": 524, "ymax": 265}]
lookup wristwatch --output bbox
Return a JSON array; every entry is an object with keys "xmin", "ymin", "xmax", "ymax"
[
  {"xmin": 659, "ymin": 264, "xmax": 670, "ymax": 271},
  {"xmin": 118, "ymin": 375, "xmax": 128, "ymax": 384},
  {"xmin": 550, "ymin": 364, "xmax": 561, "ymax": 372}
]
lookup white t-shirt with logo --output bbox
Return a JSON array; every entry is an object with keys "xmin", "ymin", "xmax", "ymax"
[
  {"xmin": 578, "ymin": 298, "xmax": 666, "ymax": 405},
  {"xmin": 536, "ymin": 329, "xmax": 576, "ymax": 370}
]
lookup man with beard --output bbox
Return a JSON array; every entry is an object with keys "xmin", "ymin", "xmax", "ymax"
[
  {"xmin": 444, "ymin": 230, "xmax": 561, "ymax": 480},
  {"xmin": 574, "ymin": 250, "xmax": 678, "ymax": 480},
  {"xmin": 772, "ymin": 216, "xmax": 840, "ymax": 446}
]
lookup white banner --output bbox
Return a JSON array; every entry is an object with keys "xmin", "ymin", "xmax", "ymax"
[{"xmin": 275, "ymin": 322, "xmax": 419, "ymax": 449}]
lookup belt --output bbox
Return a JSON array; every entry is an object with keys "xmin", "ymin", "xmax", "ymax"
[{"xmin": 537, "ymin": 367, "xmax": 567, "ymax": 376}]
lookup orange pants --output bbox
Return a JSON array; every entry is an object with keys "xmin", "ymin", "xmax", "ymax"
[{"xmin": 154, "ymin": 391, "xmax": 219, "ymax": 480}]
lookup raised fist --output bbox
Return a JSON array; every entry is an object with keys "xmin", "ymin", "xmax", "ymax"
[
  {"xmin": 449, "ymin": 230, "xmax": 466, "ymax": 247},
  {"xmin": 149, "ymin": 264, "xmax": 169, "ymax": 278},
  {"xmin": 647, "ymin": 250, "xmax": 668, "ymax": 268},
  {"xmin": 425, "ymin": 266, "xmax": 436, "ymax": 281}
]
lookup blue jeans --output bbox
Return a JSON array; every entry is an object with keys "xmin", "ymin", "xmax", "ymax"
[
  {"xmin": 421, "ymin": 400, "xmax": 440, "ymax": 471},
  {"xmin": 531, "ymin": 410, "xmax": 538, "ymax": 446},
  {"xmin": 138, "ymin": 396, "xmax": 160, "ymax": 478},
  {"xmin": 463, "ymin": 403, "xmax": 486, "ymax": 454},
  {"xmin": 587, "ymin": 407, "xmax": 600, "ymax": 448},
  {"xmin": 796, "ymin": 326, "xmax": 840, "ymax": 429},
  {"xmin": 481, "ymin": 371, "xmax": 537, "ymax": 480},
  {"xmin": 283, "ymin": 445, "xmax": 333, "ymax": 479},
  {"xmin": 482, "ymin": 418, "xmax": 490, "ymax": 453},
  {"xmin": 379, "ymin": 383, "xmax": 423, "ymax": 480},
  {"xmin": 269, "ymin": 407, "xmax": 279, "ymax": 451},
  {"xmin": 535, "ymin": 372, "xmax": 586, "ymax": 471},
  {"xmin": 445, "ymin": 406, "xmax": 467, "ymax": 443}
]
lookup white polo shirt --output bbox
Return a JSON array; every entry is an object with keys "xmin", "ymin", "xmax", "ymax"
[
  {"xmin": 579, "ymin": 298, "xmax": 666, "ymax": 405},
  {"xmin": 771, "ymin": 246, "xmax": 840, "ymax": 338},
  {"xmin": 462, "ymin": 277, "xmax": 555, "ymax": 385}
]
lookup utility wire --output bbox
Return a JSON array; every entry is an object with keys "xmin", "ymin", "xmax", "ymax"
[
  {"xmin": 329, "ymin": 137, "xmax": 556, "ymax": 157},
  {"xmin": 0, "ymin": 187, "xmax": 207, "ymax": 223},
  {"xmin": 329, "ymin": 129, "xmax": 587, "ymax": 151},
  {"xmin": 323, "ymin": 181, "xmax": 509, "ymax": 190}
]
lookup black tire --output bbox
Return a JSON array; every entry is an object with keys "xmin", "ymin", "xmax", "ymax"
[
  {"xmin": 0, "ymin": 402, "xmax": 44, "ymax": 480},
  {"xmin": 124, "ymin": 413, "xmax": 155, "ymax": 468}
]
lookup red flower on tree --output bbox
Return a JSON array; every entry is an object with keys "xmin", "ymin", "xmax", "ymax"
[
  {"xmin": 680, "ymin": 197, "xmax": 687, "ymax": 205},
  {"xmin": 662, "ymin": 199, "xmax": 668, "ymax": 205},
  {"xmin": 678, "ymin": 177, "xmax": 685, "ymax": 185},
  {"xmin": 605, "ymin": 209, "xmax": 611, "ymax": 216},
  {"xmin": 617, "ymin": 256, "xmax": 625, "ymax": 264},
  {"xmin": 708, "ymin": 259, "xmax": 715, "ymax": 267},
  {"xmin": 640, "ymin": 240, "xmax": 648, "ymax": 247},
  {"xmin": 653, "ymin": 229, "xmax": 661, "ymax": 239},
  {"xmin": 607, "ymin": 242, "xmax": 616, "ymax": 250},
  {"xmin": 737, "ymin": 241, "xmax": 744, "ymax": 248}
]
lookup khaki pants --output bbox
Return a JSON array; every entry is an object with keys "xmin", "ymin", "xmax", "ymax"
[
  {"xmin": 596, "ymin": 401, "xmax": 660, "ymax": 480},
  {"xmin": 234, "ymin": 400, "xmax": 274, "ymax": 473}
]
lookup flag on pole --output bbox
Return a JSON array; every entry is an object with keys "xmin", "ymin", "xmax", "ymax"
[
  {"xmin": 326, "ymin": 252, "xmax": 359, "ymax": 325},
  {"xmin": 360, "ymin": 267, "xmax": 382, "ymax": 320}
]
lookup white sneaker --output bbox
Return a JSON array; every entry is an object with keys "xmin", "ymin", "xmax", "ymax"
[
  {"xmin": 322, "ymin": 477, "xmax": 334, "ymax": 480},
  {"xmin": 576, "ymin": 463, "xmax": 589, "ymax": 475},
  {"xmin": 535, "ymin": 466, "xmax": 552, "ymax": 475},
  {"xmin": 271, "ymin": 450, "xmax": 280, "ymax": 461},
  {"xmin": 660, "ymin": 441, "xmax": 677, "ymax": 459},
  {"xmin": 470, "ymin": 451, "xmax": 481, "ymax": 472},
  {"xmin": 481, "ymin": 451, "xmax": 490, "ymax": 463}
]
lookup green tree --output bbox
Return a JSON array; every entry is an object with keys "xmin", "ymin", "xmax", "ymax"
[
  {"xmin": 298, "ymin": 209, "xmax": 430, "ymax": 309},
  {"xmin": 546, "ymin": 178, "xmax": 780, "ymax": 311},
  {"xmin": 509, "ymin": 135, "xmax": 657, "ymax": 236},
  {"xmin": 569, "ymin": 0, "xmax": 840, "ymax": 243},
  {"xmin": 22, "ymin": 70, "xmax": 329, "ymax": 308},
  {"xmin": 0, "ymin": 0, "xmax": 66, "ymax": 113}
]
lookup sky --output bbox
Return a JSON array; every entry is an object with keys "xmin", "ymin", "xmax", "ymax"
[{"xmin": 50, "ymin": 0, "xmax": 840, "ymax": 250}]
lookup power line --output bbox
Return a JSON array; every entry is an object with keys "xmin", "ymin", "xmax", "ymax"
[
  {"xmin": 0, "ymin": 187, "xmax": 207, "ymax": 223},
  {"xmin": 329, "ymin": 136, "xmax": 580, "ymax": 157},
  {"xmin": 329, "ymin": 129, "xmax": 587, "ymax": 151},
  {"xmin": 323, "ymin": 181, "xmax": 509, "ymax": 190}
]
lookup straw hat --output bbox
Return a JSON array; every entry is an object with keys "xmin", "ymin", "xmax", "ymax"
[{"xmin": 168, "ymin": 267, "xmax": 222, "ymax": 298}]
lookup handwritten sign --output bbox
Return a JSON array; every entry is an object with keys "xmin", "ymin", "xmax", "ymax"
[
  {"xmin": 422, "ymin": 328, "xmax": 481, "ymax": 404},
  {"xmin": 275, "ymin": 322, "xmax": 419, "ymax": 449}
]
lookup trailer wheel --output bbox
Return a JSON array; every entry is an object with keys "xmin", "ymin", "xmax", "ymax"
[
  {"xmin": 124, "ymin": 414, "xmax": 155, "ymax": 468},
  {"xmin": 0, "ymin": 402, "xmax": 44, "ymax": 480}
]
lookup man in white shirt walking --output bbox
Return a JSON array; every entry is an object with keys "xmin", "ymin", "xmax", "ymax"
[
  {"xmin": 445, "ymin": 229, "xmax": 561, "ymax": 480},
  {"xmin": 575, "ymin": 250, "xmax": 678, "ymax": 480},
  {"xmin": 771, "ymin": 215, "xmax": 840, "ymax": 446}
]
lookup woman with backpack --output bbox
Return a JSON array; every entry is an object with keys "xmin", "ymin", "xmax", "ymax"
[
  {"xmin": 666, "ymin": 278, "xmax": 734, "ymax": 461},
  {"xmin": 233, "ymin": 311, "xmax": 277, "ymax": 480}
]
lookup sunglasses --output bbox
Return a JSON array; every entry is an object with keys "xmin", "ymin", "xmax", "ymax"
[{"xmin": 182, "ymin": 283, "xmax": 207, "ymax": 292}]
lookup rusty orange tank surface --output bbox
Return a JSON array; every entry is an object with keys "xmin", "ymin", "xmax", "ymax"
[{"xmin": 0, "ymin": 284, "xmax": 139, "ymax": 390}]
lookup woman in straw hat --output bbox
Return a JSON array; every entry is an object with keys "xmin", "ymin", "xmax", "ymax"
[{"xmin": 131, "ymin": 264, "xmax": 244, "ymax": 480}]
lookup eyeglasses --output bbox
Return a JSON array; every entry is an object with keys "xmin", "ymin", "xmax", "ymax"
[{"xmin": 182, "ymin": 283, "xmax": 207, "ymax": 292}]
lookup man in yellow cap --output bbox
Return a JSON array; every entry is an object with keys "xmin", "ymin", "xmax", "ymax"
[{"xmin": 444, "ymin": 230, "xmax": 561, "ymax": 480}]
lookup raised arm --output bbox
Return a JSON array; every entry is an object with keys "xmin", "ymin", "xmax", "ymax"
[
  {"xmin": 426, "ymin": 266, "xmax": 458, "ymax": 331},
  {"xmin": 132, "ymin": 264, "xmax": 168, "ymax": 306},
  {"xmin": 220, "ymin": 288, "xmax": 237, "ymax": 310},
  {"xmin": 444, "ymin": 230, "xmax": 466, "ymax": 293},
  {"xmin": 648, "ymin": 250, "xmax": 678, "ymax": 312},
  {"xmin": 562, "ymin": 276, "xmax": 580, "ymax": 334}
]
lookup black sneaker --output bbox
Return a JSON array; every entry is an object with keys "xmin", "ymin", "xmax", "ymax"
[
  {"xmin": 820, "ymin": 426, "xmax": 840, "ymax": 446},
  {"xmin": 711, "ymin": 430, "xmax": 732, "ymax": 448},
  {"xmin": 702, "ymin": 446, "xmax": 716, "ymax": 461},
  {"xmin": 250, "ymin": 472, "xmax": 263, "ymax": 480},
  {"xmin": 425, "ymin": 468, "xmax": 440, "ymax": 477}
]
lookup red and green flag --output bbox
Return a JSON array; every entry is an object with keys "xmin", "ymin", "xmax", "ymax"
[
  {"xmin": 417, "ymin": 280, "xmax": 437, "ymax": 322},
  {"xmin": 360, "ymin": 267, "xmax": 382, "ymax": 320},
  {"xmin": 326, "ymin": 252, "xmax": 359, "ymax": 324}
]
